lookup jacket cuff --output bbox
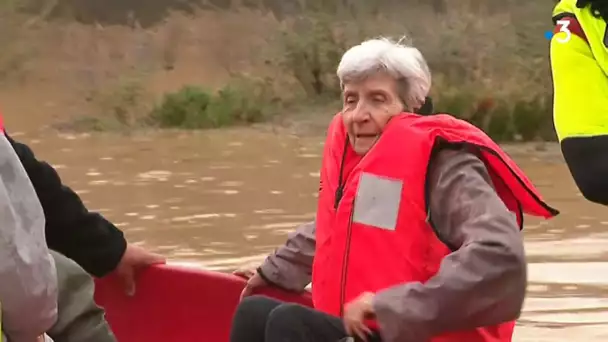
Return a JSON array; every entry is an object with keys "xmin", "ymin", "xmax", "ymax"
[
  {"xmin": 90, "ymin": 232, "xmax": 127, "ymax": 278},
  {"xmin": 372, "ymin": 285, "xmax": 430, "ymax": 342}
]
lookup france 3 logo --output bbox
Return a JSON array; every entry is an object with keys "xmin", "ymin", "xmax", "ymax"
[{"xmin": 545, "ymin": 19, "xmax": 572, "ymax": 43}]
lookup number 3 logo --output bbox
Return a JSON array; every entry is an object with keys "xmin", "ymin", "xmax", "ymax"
[{"xmin": 556, "ymin": 19, "xmax": 572, "ymax": 43}]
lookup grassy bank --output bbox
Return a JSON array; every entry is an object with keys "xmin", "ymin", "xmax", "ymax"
[{"xmin": 1, "ymin": 0, "xmax": 555, "ymax": 141}]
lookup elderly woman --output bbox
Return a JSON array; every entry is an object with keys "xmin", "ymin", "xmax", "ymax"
[{"xmin": 230, "ymin": 37, "xmax": 559, "ymax": 342}]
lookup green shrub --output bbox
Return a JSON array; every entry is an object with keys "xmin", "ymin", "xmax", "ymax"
[
  {"xmin": 149, "ymin": 79, "xmax": 274, "ymax": 129},
  {"xmin": 150, "ymin": 85, "xmax": 213, "ymax": 128},
  {"xmin": 273, "ymin": 14, "xmax": 348, "ymax": 98}
]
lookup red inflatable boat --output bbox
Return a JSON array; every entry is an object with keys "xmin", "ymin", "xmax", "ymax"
[{"xmin": 94, "ymin": 264, "xmax": 313, "ymax": 342}]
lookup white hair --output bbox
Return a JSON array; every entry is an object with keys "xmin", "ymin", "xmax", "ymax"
[{"xmin": 336, "ymin": 36, "xmax": 431, "ymax": 111}]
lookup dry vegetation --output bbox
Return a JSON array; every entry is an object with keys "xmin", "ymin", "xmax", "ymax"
[{"xmin": 0, "ymin": 0, "xmax": 556, "ymax": 140}]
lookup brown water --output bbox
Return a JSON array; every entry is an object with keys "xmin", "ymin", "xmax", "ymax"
[{"xmin": 13, "ymin": 127, "xmax": 608, "ymax": 341}]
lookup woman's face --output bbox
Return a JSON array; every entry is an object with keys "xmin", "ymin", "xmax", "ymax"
[{"xmin": 341, "ymin": 72, "xmax": 405, "ymax": 155}]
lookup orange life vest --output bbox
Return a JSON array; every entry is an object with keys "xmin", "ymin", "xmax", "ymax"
[{"xmin": 312, "ymin": 112, "xmax": 558, "ymax": 341}]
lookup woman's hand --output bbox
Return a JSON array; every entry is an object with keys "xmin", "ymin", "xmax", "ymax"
[
  {"xmin": 343, "ymin": 292, "xmax": 376, "ymax": 342},
  {"xmin": 233, "ymin": 267, "xmax": 268, "ymax": 301}
]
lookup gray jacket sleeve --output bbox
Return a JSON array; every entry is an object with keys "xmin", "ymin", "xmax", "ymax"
[
  {"xmin": 258, "ymin": 220, "xmax": 316, "ymax": 292},
  {"xmin": 372, "ymin": 148, "xmax": 527, "ymax": 342},
  {"xmin": 0, "ymin": 134, "xmax": 58, "ymax": 342}
]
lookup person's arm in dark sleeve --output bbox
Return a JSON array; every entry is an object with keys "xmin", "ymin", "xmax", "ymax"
[
  {"xmin": 6, "ymin": 133, "xmax": 127, "ymax": 277},
  {"xmin": 372, "ymin": 149, "xmax": 527, "ymax": 341},
  {"xmin": 560, "ymin": 136, "xmax": 608, "ymax": 205}
]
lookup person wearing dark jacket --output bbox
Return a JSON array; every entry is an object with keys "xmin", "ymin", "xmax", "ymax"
[
  {"xmin": 3, "ymin": 131, "xmax": 165, "ymax": 341},
  {"xmin": 6, "ymin": 133, "xmax": 165, "ymax": 286}
]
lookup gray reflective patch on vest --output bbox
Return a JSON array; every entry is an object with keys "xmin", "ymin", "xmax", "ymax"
[{"xmin": 353, "ymin": 172, "xmax": 402, "ymax": 230}]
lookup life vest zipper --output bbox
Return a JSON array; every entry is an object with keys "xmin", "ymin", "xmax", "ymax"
[
  {"xmin": 339, "ymin": 200, "xmax": 356, "ymax": 317},
  {"xmin": 334, "ymin": 137, "xmax": 349, "ymax": 209},
  {"xmin": 335, "ymin": 135, "xmax": 355, "ymax": 317}
]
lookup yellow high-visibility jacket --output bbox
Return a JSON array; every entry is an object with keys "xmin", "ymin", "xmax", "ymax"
[
  {"xmin": 551, "ymin": 0, "xmax": 608, "ymax": 140},
  {"xmin": 550, "ymin": 0, "xmax": 608, "ymax": 205}
]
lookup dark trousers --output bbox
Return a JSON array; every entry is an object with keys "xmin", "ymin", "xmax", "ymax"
[
  {"xmin": 230, "ymin": 295, "xmax": 382, "ymax": 342},
  {"xmin": 48, "ymin": 251, "xmax": 116, "ymax": 342}
]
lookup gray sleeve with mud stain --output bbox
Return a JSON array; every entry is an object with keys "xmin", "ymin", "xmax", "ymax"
[
  {"xmin": 258, "ymin": 220, "xmax": 316, "ymax": 292},
  {"xmin": 373, "ymin": 148, "xmax": 527, "ymax": 342}
]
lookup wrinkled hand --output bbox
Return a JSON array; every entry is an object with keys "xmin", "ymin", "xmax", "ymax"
[
  {"xmin": 233, "ymin": 267, "xmax": 268, "ymax": 301},
  {"xmin": 343, "ymin": 292, "xmax": 375, "ymax": 342},
  {"xmin": 115, "ymin": 244, "xmax": 166, "ymax": 296}
]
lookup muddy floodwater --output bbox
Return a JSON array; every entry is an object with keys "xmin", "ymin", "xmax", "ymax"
[{"xmin": 13, "ymin": 127, "xmax": 608, "ymax": 341}]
